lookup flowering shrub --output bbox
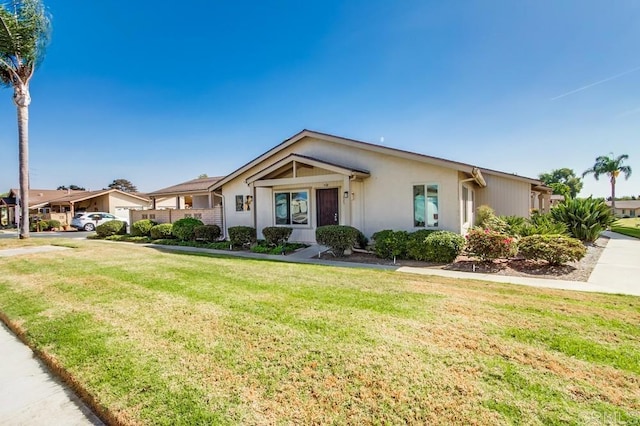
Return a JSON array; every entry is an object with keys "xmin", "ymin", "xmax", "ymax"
[
  {"xmin": 518, "ymin": 234, "xmax": 587, "ymax": 265},
  {"xmin": 465, "ymin": 228, "xmax": 518, "ymax": 261}
]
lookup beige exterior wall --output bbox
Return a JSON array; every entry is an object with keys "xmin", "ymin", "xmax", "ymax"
[
  {"xmin": 221, "ymin": 137, "xmax": 464, "ymax": 242},
  {"xmin": 130, "ymin": 207, "xmax": 224, "ymax": 232},
  {"xmin": 475, "ymin": 173, "xmax": 531, "ymax": 218},
  {"xmin": 73, "ymin": 193, "xmax": 149, "ymax": 215}
]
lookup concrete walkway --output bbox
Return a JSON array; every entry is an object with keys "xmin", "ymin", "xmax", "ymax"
[
  {"xmin": 0, "ymin": 323, "xmax": 104, "ymax": 425},
  {"xmin": 0, "ymin": 231, "xmax": 637, "ymax": 424}
]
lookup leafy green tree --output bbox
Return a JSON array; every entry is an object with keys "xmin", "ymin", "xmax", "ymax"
[
  {"xmin": 582, "ymin": 154, "xmax": 632, "ymax": 211},
  {"xmin": 539, "ymin": 168, "xmax": 583, "ymax": 198},
  {"xmin": 0, "ymin": 0, "xmax": 51, "ymax": 239},
  {"xmin": 197, "ymin": 173, "xmax": 208, "ymax": 178},
  {"xmin": 108, "ymin": 178, "xmax": 138, "ymax": 193},
  {"xmin": 57, "ymin": 184, "xmax": 86, "ymax": 191}
]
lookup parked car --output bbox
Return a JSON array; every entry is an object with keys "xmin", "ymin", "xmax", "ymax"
[{"xmin": 70, "ymin": 212, "xmax": 128, "ymax": 232}]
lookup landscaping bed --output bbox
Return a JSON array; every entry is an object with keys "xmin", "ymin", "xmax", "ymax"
[{"xmin": 319, "ymin": 236, "xmax": 607, "ymax": 282}]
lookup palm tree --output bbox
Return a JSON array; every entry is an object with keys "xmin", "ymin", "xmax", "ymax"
[
  {"xmin": 0, "ymin": 0, "xmax": 51, "ymax": 239},
  {"xmin": 582, "ymin": 154, "xmax": 632, "ymax": 211}
]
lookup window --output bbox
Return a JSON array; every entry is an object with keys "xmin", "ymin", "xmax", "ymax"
[
  {"xmin": 413, "ymin": 184, "xmax": 438, "ymax": 227},
  {"xmin": 235, "ymin": 195, "xmax": 244, "ymax": 212},
  {"xmin": 462, "ymin": 186, "xmax": 469, "ymax": 224},
  {"xmin": 275, "ymin": 190, "xmax": 309, "ymax": 225}
]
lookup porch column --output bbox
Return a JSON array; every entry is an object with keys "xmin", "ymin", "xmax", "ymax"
[
  {"xmin": 342, "ymin": 176, "xmax": 351, "ymax": 226},
  {"xmin": 538, "ymin": 193, "xmax": 547, "ymax": 213},
  {"xmin": 175, "ymin": 196, "xmax": 181, "ymax": 209},
  {"xmin": 152, "ymin": 197, "xmax": 157, "ymax": 209}
]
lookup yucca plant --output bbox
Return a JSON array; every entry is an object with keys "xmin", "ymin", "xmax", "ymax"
[{"xmin": 550, "ymin": 197, "xmax": 614, "ymax": 242}]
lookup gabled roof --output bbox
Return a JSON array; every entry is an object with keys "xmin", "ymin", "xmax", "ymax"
[
  {"xmin": 1, "ymin": 197, "xmax": 16, "ymax": 206},
  {"xmin": 245, "ymin": 153, "xmax": 370, "ymax": 184},
  {"xmin": 211, "ymin": 129, "xmax": 544, "ymax": 190},
  {"xmin": 147, "ymin": 176, "xmax": 224, "ymax": 198},
  {"xmin": 9, "ymin": 188, "xmax": 150, "ymax": 208},
  {"xmin": 48, "ymin": 188, "xmax": 150, "ymax": 204}
]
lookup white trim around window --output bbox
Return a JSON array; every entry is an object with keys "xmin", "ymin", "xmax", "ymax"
[
  {"xmin": 413, "ymin": 183, "xmax": 439, "ymax": 228},
  {"xmin": 274, "ymin": 189, "xmax": 310, "ymax": 227}
]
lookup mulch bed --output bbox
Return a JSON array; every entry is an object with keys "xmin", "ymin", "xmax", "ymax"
[{"xmin": 317, "ymin": 236, "xmax": 608, "ymax": 282}]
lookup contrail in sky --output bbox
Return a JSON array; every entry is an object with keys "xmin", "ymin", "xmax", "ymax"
[{"xmin": 551, "ymin": 66, "xmax": 640, "ymax": 101}]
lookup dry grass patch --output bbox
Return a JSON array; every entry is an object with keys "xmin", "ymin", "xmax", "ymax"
[{"xmin": 0, "ymin": 239, "xmax": 638, "ymax": 424}]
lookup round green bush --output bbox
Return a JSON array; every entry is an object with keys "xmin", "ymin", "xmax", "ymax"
[
  {"xmin": 423, "ymin": 231, "xmax": 466, "ymax": 263},
  {"xmin": 131, "ymin": 219, "xmax": 156, "ymax": 236},
  {"xmin": 372, "ymin": 229, "xmax": 409, "ymax": 260},
  {"xmin": 47, "ymin": 219, "xmax": 61, "ymax": 230},
  {"xmin": 150, "ymin": 223, "xmax": 173, "ymax": 239},
  {"xmin": 194, "ymin": 224, "xmax": 222, "ymax": 242},
  {"xmin": 465, "ymin": 228, "xmax": 518, "ymax": 261},
  {"xmin": 96, "ymin": 220, "xmax": 127, "ymax": 237},
  {"xmin": 262, "ymin": 226, "xmax": 293, "ymax": 246},
  {"xmin": 518, "ymin": 234, "xmax": 587, "ymax": 265},
  {"xmin": 406, "ymin": 229, "xmax": 437, "ymax": 260},
  {"xmin": 228, "ymin": 226, "xmax": 257, "ymax": 248},
  {"xmin": 316, "ymin": 225, "xmax": 359, "ymax": 257},
  {"xmin": 171, "ymin": 217, "xmax": 204, "ymax": 241}
]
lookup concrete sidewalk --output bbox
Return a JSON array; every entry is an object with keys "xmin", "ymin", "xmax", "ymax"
[{"xmin": 0, "ymin": 323, "xmax": 104, "ymax": 425}]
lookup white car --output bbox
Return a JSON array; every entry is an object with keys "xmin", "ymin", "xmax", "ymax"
[{"xmin": 70, "ymin": 212, "xmax": 128, "ymax": 232}]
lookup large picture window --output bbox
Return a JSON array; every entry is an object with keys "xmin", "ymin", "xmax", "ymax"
[
  {"xmin": 275, "ymin": 190, "xmax": 309, "ymax": 225},
  {"xmin": 413, "ymin": 184, "xmax": 439, "ymax": 227}
]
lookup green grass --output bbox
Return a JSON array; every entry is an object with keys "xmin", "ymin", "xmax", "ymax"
[
  {"xmin": 611, "ymin": 217, "xmax": 640, "ymax": 239},
  {"xmin": 0, "ymin": 238, "xmax": 639, "ymax": 424}
]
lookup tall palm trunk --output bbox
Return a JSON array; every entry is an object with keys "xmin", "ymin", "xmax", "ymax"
[
  {"xmin": 15, "ymin": 82, "xmax": 30, "ymax": 239},
  {"xmin": 610, "ymin": 176, "xmax": 616, "ymax": 212}
]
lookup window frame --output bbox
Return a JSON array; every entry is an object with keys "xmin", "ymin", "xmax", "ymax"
[
  {"xmin": 274, "ymin": 189, "xmax": 310, "ymax": 227},
  {"xmin": 412, "ymin": 183, "xmax": 440, "ymax": 228}
]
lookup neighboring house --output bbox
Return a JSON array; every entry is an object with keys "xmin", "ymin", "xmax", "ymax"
[
  {"xmin": 131, "ymin": 176, "xmax": 225, "ymax": 231},
  {"xmin": 205, "ymin": 130, "xmax": 550, "ymax": 243},
  {"xmin": 6, "ymin": 188, "xmax": 151, "ymax": 226},
  {"xmin": 606, "ymin": 200, "xmax": 640, "ymax": 218},
  {"xmin": 549, "ymin": 194, "xmax": 566, "ymax": 208}
]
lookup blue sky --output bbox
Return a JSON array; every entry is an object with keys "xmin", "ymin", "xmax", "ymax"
[{"xmin": 0, "ymin": 0, "xmax": 638, "ymax": 198}]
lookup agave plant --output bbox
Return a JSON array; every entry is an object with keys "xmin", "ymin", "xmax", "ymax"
[{"xmin": 550, "ymin": 197, "xmax": 615, "ymax": 242}]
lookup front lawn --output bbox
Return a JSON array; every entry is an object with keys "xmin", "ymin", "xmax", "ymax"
[
  {"xmin": 1, "ymin": 239, "xmax": 639, "ymax": 424},
  {"xmin": 612, "ymin": 218, "xmax": 640, "ymax": 239}
]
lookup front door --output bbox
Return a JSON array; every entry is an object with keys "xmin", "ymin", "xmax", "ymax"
[{"xmin": 316, "ymin": 188, "xmax": 339, "ymax": 227}]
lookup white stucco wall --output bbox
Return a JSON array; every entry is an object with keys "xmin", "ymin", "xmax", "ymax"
[{"xmin": 220, "ymin": 137, "xmax": 464, "ymax": 242}]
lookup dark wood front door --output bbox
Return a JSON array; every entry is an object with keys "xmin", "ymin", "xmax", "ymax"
[{"xmin": 316, "ymin": 188, "xmax": 339, "ymax": 227}]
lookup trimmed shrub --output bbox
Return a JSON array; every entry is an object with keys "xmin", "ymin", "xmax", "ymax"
[
  {"xmin": 405, "ymin": 229, "xmax": 437, "ymax": 261},
  {"xmin": 262, "ymin": 226, "xmax": 293, "ymax": 246},
  {"xmin": 475, "ymin": 205, "xmax": 508, "ymax": 232},
  {"xmin": 551, "ymin": 197, "xmax": 615, "ymax": 242},
  {"xmin": 194, "ymin": 224, "xmax": 221, "ymax": 242},
  {"xmin": 423, "ymin": 231, "xmax": 466, "ymax": 263},
  {"xmin": 131, "ymin": 219, "xmax": 156, "ymax": 237},
  {"xmin": 228, "ymin": 226, "xmax": 257, "ymax": 248},
  {"xmin": 475, "ymin": 205, "xmax": 496, "ymax": 227},
  {"xmin": 171, "ymin": 217, "xmax": 204, "ymax": 241},
  {"xmin": 371, "ymin": 229, "xmax": 409, "ymax": 260},
  {"xmin": 518, "ymin": 234, "xmax": 587, "ymax": 265},
  {"xmin": 465, "ymin": 228, "xmax": 518, "ymax": 261},
  {"xmin": 316, "ymin": 225, "xmax": 359, "ymax": 257},
  {"xmin": 47, "ymin": 219, "xmax": 61, "ymax": 230},
  {"xmin": 30, "ymin": 220, "xmax": 46, "ymax": 232},
  {"xmin": 96, "ymin": 220, "xmax": 127, "ymax": 237},
  {"xmin": 150, "ymin": 223, "xmax": 173, "ymax": 240}
]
